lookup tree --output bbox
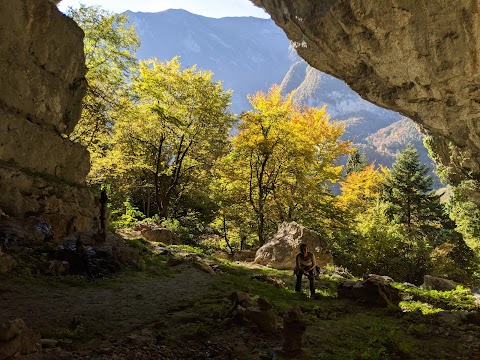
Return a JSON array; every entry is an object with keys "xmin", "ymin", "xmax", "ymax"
[
  {"xmin": 209, "ymin": 155, "xmax": 257, "ymax": 253},
  {"xmin": 429, "ymin": 229, "xmax": 477, "ymax": 283},
  {"xmin": 109, "ymin": 58, "xmax": 234, "ymax": 220},
  {"xmin": 382, "ymin": 144, "xmax": 445, "ymax": 233},
  {"xmin": 354, "ymin": 202, "xmax": 431, "ymax": 283},
  {"xmin": 344, "ymin": 149, "xmax": 368, "ymax": 175},
  {"xmin": 337, "ymin": 164, "xmax": 386, "ymax": 217},
  {"xmin": 67, "ymin": 5, "xmax": 140, "ymax": 165},
  {"xmin": 231, "ymin": 85, "xmax": 351, "ymax": 243},
  {"xmin": 446, "ymin": 180, "xmax": 480, "ymax": 251}
]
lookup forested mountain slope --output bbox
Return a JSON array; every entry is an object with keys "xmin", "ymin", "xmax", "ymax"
[{"xmin": 127, "ymin": 10, "xmax": 437, "ymax": 176}]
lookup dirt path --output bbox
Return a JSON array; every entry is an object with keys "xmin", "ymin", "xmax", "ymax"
[
  {"xmin": 1, "ymin": 263, "xmax": 281, "ymax": 360},
  {"xmin": 0, "ymin": 265, "xmax": 215, "ymax": 342}
]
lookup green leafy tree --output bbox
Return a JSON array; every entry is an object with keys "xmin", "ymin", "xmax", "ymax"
[
  {"xmin": 430, "ymin": 229, "xmax": 477, "ymax": 283},
  {"xmin": 209, "ymin": 153, "xmax": 258, "ymax": 253},
  {"xmin": 382, "ymin": 144, "xmax": 445, "ymax": 233},
  {"xmin": 67, "ymin": 5, "xmax": 140, "ymax": 168},
  {"xmin": 446, "ymin": 180, "xmax": 480, "ymax": 252},
  {"xmin": 355, "ymin": 202, "xmax": 431, "ymax": 283},
  {"xmin": 109, "ymin": 58, "xmax": 234, "ymax": 220}
]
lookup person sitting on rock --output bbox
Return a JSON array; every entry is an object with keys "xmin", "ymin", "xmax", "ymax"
[{"xmin": 294, "ymin": 243, "xmax": 316, "ymax": 297}]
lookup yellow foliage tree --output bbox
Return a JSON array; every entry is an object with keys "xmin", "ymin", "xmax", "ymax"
[
  {"xmin": 229, "ymin": 85, "xmax": 351, "ymax": 243},
  {"xmin": 337, "ymin": 164, "xmax": 387, "ymax": 218}
]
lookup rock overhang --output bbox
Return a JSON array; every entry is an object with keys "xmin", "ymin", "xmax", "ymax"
[{"xmin": 252, "ymin": 0, "xmax": 480, "ymax": 189}]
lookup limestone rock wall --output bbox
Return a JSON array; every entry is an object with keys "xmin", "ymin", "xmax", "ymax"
[
  {"xmin": 0, "ymin": 0, "xmax": 97, "ymax": 239},
  {"xmin": 252, "ymin": 0, "xmax": 480, "ymax": 185}
]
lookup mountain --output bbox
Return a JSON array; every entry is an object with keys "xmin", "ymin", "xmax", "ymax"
[
  {"xmin": 280, "ymin": 61, "xmax": 438, "ymax": 177},
  {"xmin": 280, "ymin": 62, "xmax": 399, "ymax": 136},
  {"xmin": 126, "ymin": 10, "xmax": 439, "ymax": 182},
  {"xmin": 126, "ymin": 9, "xmax": 298, "ymax": 113}
]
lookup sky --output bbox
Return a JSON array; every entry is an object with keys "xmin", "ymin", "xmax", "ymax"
[{"xmin": 58, "ymin": 0, "xmax": 270, "ymax": 18}]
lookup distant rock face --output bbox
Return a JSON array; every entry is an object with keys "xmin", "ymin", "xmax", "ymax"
[
  {"xmin": 0, "ymin": 0, "xmax": 97, "ymax": 239},
  {"xmin": 254, "ymin": 222, "xmax": 332, "ymax": 270},
  {"xmin": 279, "ymin": 61, "xmax": 437, "ymax": 174},
  {"xmin": 252, "ymin": 0, "xmax": 480, "ymax": 187}
]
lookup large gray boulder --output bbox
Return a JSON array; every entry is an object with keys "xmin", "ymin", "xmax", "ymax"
[
  {"xmin": 254, "ymin": 222, "xmax": 332, "ymax": 270},
  {"xmin": 141, "ymin": 227, "xmax": 180, "ymax": 245},
  {"xmin": 421, "ymin": 275, "xmax": 458, "ymax": 291}
]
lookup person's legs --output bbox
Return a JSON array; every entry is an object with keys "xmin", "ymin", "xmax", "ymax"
[
  {"xmin": 308, "ymin": 271, "xmax": 315, "ymax": 296},
  {"xmin": 295, "ymin": 272, "xmax": 303, "ymax": 292}
]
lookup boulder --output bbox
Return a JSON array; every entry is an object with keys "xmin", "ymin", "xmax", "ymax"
[
  {"xmin": 0, "ymin": 216, "xmax": 53, "ymax": 245},
  {"xmin": 254, "ymin": 222, "xmax": 332, "ymax": 270},
  {"xmin": 228, "ymin": 291, "xmax": 253, "ymax": 308},
  {"xmin": 0, "ymin": 319, "xmax": 41, "ymax": 359},
  {"xmin": 244, "ymin": 299, "xmax": 280, "ymax": 332},
  {"xmin": 327, "ymin": 266, "xmax": 355, "ymax": 280},
  {"xmin": 211, "ymin": 251, "xmax": 230, "ymax": 260},
  {"xmin": 0, "ymin": 251, "xmax": 16, "ymax": 273},
  {"xmin": 465, "ymin": 311, "xmax": 480, "ymax": 326},
  {"xmin": 226, "ymin": 292, "xmax": 281, "ymax": 333},
  {"xmin": 243, "ymin": 308, "xmax": 280, "ymax": 334},
  {"xmin": 141, "ymin": 227, "xmax": 180, "ymax": 245},
  {"xmin": 281, "ymin": 306, "xmax": 306, "ymax": 354},
  {"xmin": 191, "ymin": 260, "xmax": 215, "ymax": 275},
  {"xmin": 367, "ymin": 274, "xmax": 394, "ymax": 284},
  {"xmin": 42, "ymin": 260, "xmax": 70, "ymax": 275},
  {"xmin": 258, "ymin": 298, "xmax": 273, "ymax": 311},
  {"xmin": 101, "ymin": 232, "xmax": 140, "ymax": 266},
  {"xmin": 421, "ymin": 275, "xmax": 458, "ymax": 291},
  {"xmin": 226, "ymin": 291, "xmax": 255, "ymax": 317},
  {"xmin": 55, "ymin": 232, "xmax": 139, "ymax": 277},
  {"xmin": 338, "ymin": 275, "xmax": 402, "ymax": 307},
  {"xmin": 232, "ymin": 250, "xmax": 257, "ymax": 262}
]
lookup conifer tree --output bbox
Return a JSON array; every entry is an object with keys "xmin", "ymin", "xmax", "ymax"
[
  {"xmin": 382, "ymin": 144, "xmax": 445, "ymax": 232},
  {"xmin": 345, "ymin": 150, "xmax": 368, "ymax": 175}
]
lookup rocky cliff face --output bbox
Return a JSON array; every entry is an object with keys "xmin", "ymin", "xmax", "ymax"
[
  {"xmin": 0, "ymin": 0, "xmax": 97, "ymax": 239},
  {"xmin": 252, "ymin": 0, "xmax": 480, "ymax": 186}
]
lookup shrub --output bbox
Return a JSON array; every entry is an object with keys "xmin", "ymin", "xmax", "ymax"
[{"xmin": 110, "ymin": 199, "xmax": 145, "ymax": 229}]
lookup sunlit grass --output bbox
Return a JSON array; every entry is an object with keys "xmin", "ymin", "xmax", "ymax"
[{"xmin": 399, "ymin": 300, "xmax": 444, "ymax": 315}]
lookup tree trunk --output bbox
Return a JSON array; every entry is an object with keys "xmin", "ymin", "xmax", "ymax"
[
  {"xmin": 223, "ymin": 215, "xmax": 234, "ymax": 255},
  {"xmin": 240, "ymin": 233, "xmax": 246, "ymax": 251},
  {"xmin": 156, "ymin": 193, "xmax": 170, "ymax": 221},
  {"xmin": 257, "ymin": 212, "xmax": 265, "ymax": 244},
  {"xmin": 147, "ymin": 194, "xmax": 151, "ymax": 218}
]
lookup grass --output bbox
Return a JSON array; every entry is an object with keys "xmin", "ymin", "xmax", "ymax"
[
  {"xmin": 193, "ymin": 258, "xmax": 480, "ymax": 359},
  {"xmin": 4, "ymin": 242, "xmax": 480, "ymax": 359},
  {"xmin": 393, "ymin": 283, "xmax": 477, "ymax": 311}
]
